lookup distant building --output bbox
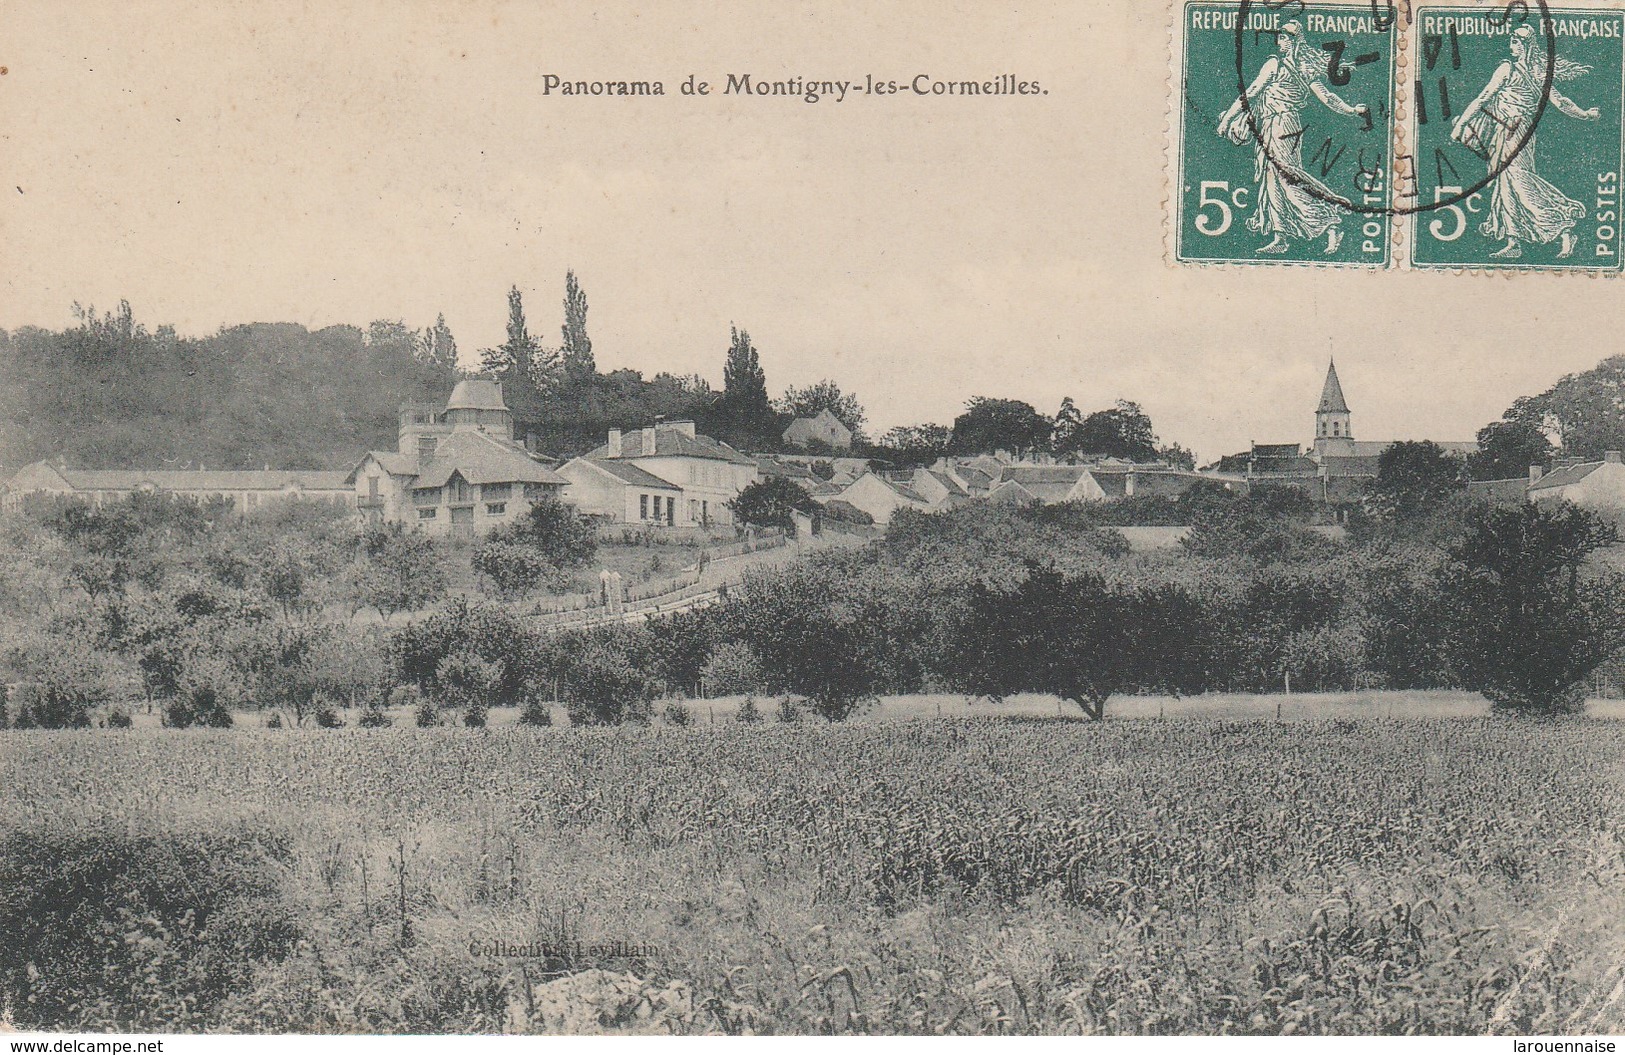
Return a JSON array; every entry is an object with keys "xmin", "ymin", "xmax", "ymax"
[
  {"xmin": 828, "ymin": 471, "xmax": 947, "ymax": 525},
  {"xmin": 986, "ymin": 465, "xmax": 1105, "ymax": 505},
  {"xmin": 1, "ymin": 463, "xmax": 353, "ymax": 515},
  {"xmin": 782, "ymin": 409, "xmax": 853, "ymax": 450},
  {"xmin": 1230, "ymin": 360, "xmax": 1477, "ymax": 508},
  {"xmin": 1528, "ymin": 452, "xmax": 1625, "ymax": 516},
  {"xmin": 559, "ymin": 420, "xmax": 758, "ymax": 527},
  {"xmin": 754, "ymin": 455, "xmax": 822, "ymax": 490},
  {"xmin": 980, "ymin": 462, "xmax": 1239, "ymax": 506},
  {"xmin": 1468, "ymin": 472, "xmax": 1539, "ymax": 507},
  {"xmin": 347, "ymin": 379, "xmax": 569, "ymax": 537}
]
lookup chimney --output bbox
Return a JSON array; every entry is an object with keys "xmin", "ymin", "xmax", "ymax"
[
  {"xmin": 669, "ymin": 419, "xmax": 697, "ymax": 438},
  {"xmin": 1607, "ymin": 451, "xmax": 1623, "ymax": 465},
  {"xmin": 1125, "ymin": 471, "xmax": 1136, "ymax": 497},
  {"xmin": 608, "ymin": 429, "xmax": 622, "ymax": 458},
  {"xmin": 1529, "ymin": 464, "xmax": 1544, "ymax": 485}
]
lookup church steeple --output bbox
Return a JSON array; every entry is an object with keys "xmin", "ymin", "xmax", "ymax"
[
  {"xmin": 1314, "ymin": 359, "xmax": 1353, "ymax": 448},
  {"xmin": 1318, "ymin": 359, "xmax": 1350, "ymax": 415}
]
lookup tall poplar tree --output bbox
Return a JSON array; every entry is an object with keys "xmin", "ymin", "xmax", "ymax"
[{"xmin": 560, "ymin": 270, "xmax": 595, "ymax": 384}]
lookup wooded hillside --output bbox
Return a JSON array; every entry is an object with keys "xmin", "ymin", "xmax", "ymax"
[{"xmin": 0, "ymin": 304, "xmax": 459, "ymax": 472}]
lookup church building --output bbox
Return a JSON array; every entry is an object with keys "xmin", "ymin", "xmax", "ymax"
[{"xmin": 1229, "ymin": 360, "xmax": 1477, "ymax": 506}]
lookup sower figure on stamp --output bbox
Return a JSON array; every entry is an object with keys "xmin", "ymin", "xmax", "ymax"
[
  {"xmin": 1216, "ymin": 20, "xmax": 1371, "ymax": 255},
  {"xmin": 1452, "ymin": 25, "xmax": 1598, "ymax": 259}
]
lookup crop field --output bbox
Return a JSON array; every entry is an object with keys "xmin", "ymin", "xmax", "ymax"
[{"xmin": 5, "ymin": 716, "xmax": 1625, "ymax": 1034}]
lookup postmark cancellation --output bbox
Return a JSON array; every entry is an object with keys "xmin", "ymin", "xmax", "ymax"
[{"xmin": 1170, "ymin": 0, "xmax": 1625, "ymax": 270}]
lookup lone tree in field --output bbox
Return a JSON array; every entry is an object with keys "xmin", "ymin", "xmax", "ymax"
[
  {"xmin": 937, "ymin": 565, "xmax": 1133, "ymax": 720},
  {"xmin": 1444, "ymin": 500, "xmax": 1625, "ymax": 714},
  {"xmin": 730, "ymin": 554, "xmax": 913, "ymax": 721}
]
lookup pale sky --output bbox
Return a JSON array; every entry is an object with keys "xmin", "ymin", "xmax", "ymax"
[{"xmin": 2, "ymin": 0, "xmax": 1618, "ymax": 462}]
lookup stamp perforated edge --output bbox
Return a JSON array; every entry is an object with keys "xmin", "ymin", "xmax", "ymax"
[
  {"xmin": 1164, "ymin": 0, "xmax": 1625, "ymax": 272},
  {"xmin": 1399, "ymin": 0, "xmax": 1625, "ymax": 275},
  {"xmin": 1165, "ymin": 0, "xmax": 1404, "ymax": 269}
]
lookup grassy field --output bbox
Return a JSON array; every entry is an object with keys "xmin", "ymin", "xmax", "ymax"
[{"xmin": 5, "ymin": 710, "xmax": 1625, "ymax": 1034}]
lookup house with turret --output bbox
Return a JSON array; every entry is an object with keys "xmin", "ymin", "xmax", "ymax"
[{"xmin": 346, "ymin": 380, "xmax": 569, "ymax": 536}]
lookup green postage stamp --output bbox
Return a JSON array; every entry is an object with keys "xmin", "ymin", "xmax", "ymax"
[
  {"xmin": 1170, "ymin": 0, "xmax": 1625, "ymax": 271},
  {"xmin": 1409, "ymin": 6, "xmax": 1625, "ymax": 270},
  {"xmin": 1173, "ymin": 2, "xmax": 1398, "ymax": 266}
]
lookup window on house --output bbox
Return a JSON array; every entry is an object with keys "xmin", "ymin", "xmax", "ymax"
[
  {"xmin": 483, "ymin": 482, "xmax": 511, "ymax": 501},
  {"xmin": 367, "ymin": 476, "xmax": 380, "ymax": 498},
  {"xmin": 413, "ymin": 487, "xmax": 439, "ymax": 506},
  {"xmin": 417, "ymin": 507, "xmax": 436, "ymax": 520},
  {"xmin": 448, "ymin": 476, "xmax": 475, "ymax": 505},
  {"xmin": 486, "ymin": 503, "xmax": 506, "ymax": 516},
  {"xmin": 450, "ymin": 506, "xmax": 475, "ymax": 525},
  {"xmin": 640, "ymin": 494, "xmax": 649, "ymax": 520}
]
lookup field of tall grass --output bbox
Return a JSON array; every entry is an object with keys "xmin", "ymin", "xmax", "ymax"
[{"xmin": 4, "ymin": 715, "xmax": 1624, "ymax": 1034}]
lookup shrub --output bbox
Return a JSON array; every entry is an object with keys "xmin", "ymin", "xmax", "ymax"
[
  {"xmin": 775, "ymin": 696, "xmax": 802, "ymax": 723},
  {"xmin": 518, "ymin": 699, "xmax": 554, "ymax": 727},
  {"xmin": 104, "ymin": 708, "xmax": 133, "ymax": 729},
  {"xmin": 662, "ymin": 700, "xmax": 693, "ymax": 726},
  {"xmin": 462, "ymin": 704, "xmax": 488, "ymax": 728},
  {"xmin": 736, "ymin": 696, "xmax": 762, "ymax": 724},
  {"xmin": 1443, "ymin": 501, "xmax": 1625, "ymax": 714},
  {"xmin": 434, "ymin": 651, "xmax": 501, "ymax": 712},
  {"xmin": 314, "ymin": 703, "xmax": 346, "ymax": 729},
  {"xmin": 414, "ymin": 699, "xmax": 440, "ymax": 728},
  {"xmin": 265, "ymin": 712, "xmax": 284, "ymax": 729},
  {"xmin": 502, "ymin": 494, "xmax": 598, "ymax": 567},
  {"xmin": 9, "ymin": 639, "xmax": 115, "ymax": 729},
  {"xmin": 729, "ymin": 477, "xmax": 818, "ymax": 533},
  {"xmin": 0, "ymin": 825, "xmax": 301, "ymax": 1031},
  {"xmin": 701, "ymin": 641, "xmax": 766, "ymax": 697},
  {"xmin": 164, "ymin": 671, "xmax": 235, "ymax": 729},
  {"xmin": 562, "ymin": 638, "xmax": 657, "ymax": 726},
  {"xmin": 389, "ymin": 599, "xmax": 536, "ymax": 708},
  {"xmin": 357, "ymin": 701, "xmax": 392, "ymax": 728},
  {"xmin": 471, "ymin": 540, "xmax": 559, "ymax": 599}
]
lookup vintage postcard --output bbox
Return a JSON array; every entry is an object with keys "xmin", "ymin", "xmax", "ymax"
[{"xmin": 6, "ymin": 0, "xmax": 1625, "ymax": 1044}]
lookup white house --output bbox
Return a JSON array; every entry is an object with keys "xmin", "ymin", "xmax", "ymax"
[
  {"xmin": 827, "ymin": 471, "xmax": 941, "ymax": 526},
  {"xmin": 1528, "ymin": 451, "xmax": 1625, "ymax": 517},
  {"xmin": 555, "ymin": 456, "xmax": 684, "ymax": 526},
  {"xmin": 561, "ymin": 420, "xmax": 759, "ymax": 527}
]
